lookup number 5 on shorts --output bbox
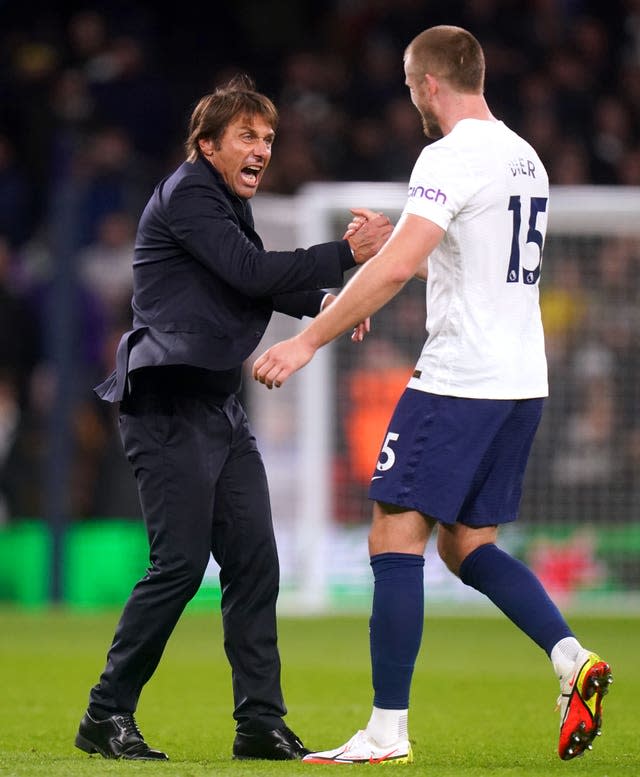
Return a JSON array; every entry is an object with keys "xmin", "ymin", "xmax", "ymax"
[{"xmin": 377, "ymin": 432, "xmax": 399, "ymax": 472}]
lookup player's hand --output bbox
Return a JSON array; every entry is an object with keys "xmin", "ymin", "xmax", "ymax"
[
  {"xmin": 252, "ymin": 335, "xmax": 316, "ymax": 389},
  {"xmin": 342, "ymin": 211, "xmax": 367, "ymax": 240},
  {"xmin": 321, "ymin": 293, "xmax": 370, "ymax": 342},
  {"xmin": 347, "ymin": 208, "xmax": 393, "ymax": 264},
  {"xmin": 351, "ymin": 318, "xmax": 370, "ymax": 342}
]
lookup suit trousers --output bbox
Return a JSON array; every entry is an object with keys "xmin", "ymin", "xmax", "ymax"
[{"xmin": 88, "ymin": 376, "xmax": 287, "ymax": 732}]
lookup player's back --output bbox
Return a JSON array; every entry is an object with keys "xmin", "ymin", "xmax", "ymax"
[{"xmin": 406, "ymin": 119, "xmax": 549, "ymax": 400}]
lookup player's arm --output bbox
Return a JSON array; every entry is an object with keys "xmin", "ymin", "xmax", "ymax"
[
  {"xmin": 346, "ymin": 209, "xmax": 428, "ymax": 284},
  {"xmin": 252, "ymin": 212, "xmax": 444, "ymax": 388}
]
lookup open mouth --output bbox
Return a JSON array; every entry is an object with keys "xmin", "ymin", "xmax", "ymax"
[{"xmin": 241, "ymin": 165, "xmax": 262, "ymax": 186}]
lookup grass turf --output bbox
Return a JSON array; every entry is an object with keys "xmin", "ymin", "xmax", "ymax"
[{"xmin": 0, "ymin": 608, "xmax": 637, "ymax": 776}]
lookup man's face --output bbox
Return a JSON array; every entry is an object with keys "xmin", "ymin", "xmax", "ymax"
[
  {"xmin": 404, "ymin": 52, "xmax": 443, "ymax": 140},
  {"xmin": 209, "ymin": 114, "xmax": 275, "ymax": 199}
]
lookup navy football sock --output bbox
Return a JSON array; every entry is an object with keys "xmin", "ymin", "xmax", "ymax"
[
  {"xmin": 369, "ymin": 552, "xmax": 425, "ymax": 709},
  {"xmin": 459, "ymin": 543, "xmax": 574, "ymax": 655}
]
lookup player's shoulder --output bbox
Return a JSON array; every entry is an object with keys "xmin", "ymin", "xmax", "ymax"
[
  {"xmin": 414, "ymin": 132, "xmax": 463, "ymax": 173},
  {"xmin": 418, "ymin": 119, "xmax": 504, "ymax": 164},
  {"xmin": 493, "ymin": 123, "xmax": 549, "ymax": 187},
  {"xmin": 412, "ymin": 120, "xmax": 500, "ymax": 182}
]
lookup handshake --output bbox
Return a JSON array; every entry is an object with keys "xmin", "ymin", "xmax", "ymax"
[{"xmin": 343, "ymin": 208, "xmax": 393, "ymax": 264}]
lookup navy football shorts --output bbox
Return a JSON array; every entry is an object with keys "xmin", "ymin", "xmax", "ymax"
[{"xmin": 368, "ymin": 388, "xmax": 544, "ymax": 526}]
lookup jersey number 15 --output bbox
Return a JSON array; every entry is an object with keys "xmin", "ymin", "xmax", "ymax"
[{"xmin": 506, "ymin": 195, "xmax": 548, "ymax": 285}]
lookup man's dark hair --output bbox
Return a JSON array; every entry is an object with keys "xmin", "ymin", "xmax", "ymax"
[{"xmin": 185, "ymin": 74, "xmax": 279, "ymax": 161}]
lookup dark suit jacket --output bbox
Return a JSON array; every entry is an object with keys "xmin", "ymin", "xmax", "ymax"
[{"xmin": 95, "ymin": 155, "xmax": 355, "ymax": 402}]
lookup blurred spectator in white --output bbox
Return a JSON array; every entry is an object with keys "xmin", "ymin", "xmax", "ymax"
[{"xmin": 78, "ymin": 210, "xmax": 135, "ymax": 319}]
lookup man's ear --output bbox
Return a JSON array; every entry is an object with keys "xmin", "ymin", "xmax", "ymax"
[
  {"xmin": 424, "ymin": 73, "xmax": 438, "ymax": 96},
  {"xmin": 199, "ymin": 138, "xmax": 215, "ymax": 157}
]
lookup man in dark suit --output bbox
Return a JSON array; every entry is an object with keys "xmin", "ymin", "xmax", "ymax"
[{"xmin": 74, "ymin": 75, "xmax": 392, "ymax": 762}]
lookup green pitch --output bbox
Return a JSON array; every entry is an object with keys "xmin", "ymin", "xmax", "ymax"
[{"xmin": 0, "ymin": 608, "xmax": 637, "ymax": 776}]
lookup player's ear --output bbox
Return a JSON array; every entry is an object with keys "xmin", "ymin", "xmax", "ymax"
[{"xmin": 424, "ymin": 73, "xmax": 438, "ymax": 95}]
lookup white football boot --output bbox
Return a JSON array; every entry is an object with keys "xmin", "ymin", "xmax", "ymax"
[{"xmin": 303, "ymin": 729, "xmax": 412, "ymax": 765}]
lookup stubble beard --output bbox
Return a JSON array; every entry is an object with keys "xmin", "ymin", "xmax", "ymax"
[{"xmin": 421, "ymin": 110, "xmax": 443, "ymax": 140}]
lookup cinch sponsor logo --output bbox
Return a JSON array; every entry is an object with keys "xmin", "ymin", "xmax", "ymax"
[{"xmin": 408, "ymin": 185, "xmax": 447, "ymax": 204}]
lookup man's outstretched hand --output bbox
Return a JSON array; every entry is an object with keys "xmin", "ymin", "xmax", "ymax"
[{"xmin": 253, "ymin": 334, "xmax": 315, "ymax": 389}]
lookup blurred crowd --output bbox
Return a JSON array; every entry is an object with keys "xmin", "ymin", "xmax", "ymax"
[{"xmin": 0, "ymin": 0, "xmax": 639, "ymax": 521}]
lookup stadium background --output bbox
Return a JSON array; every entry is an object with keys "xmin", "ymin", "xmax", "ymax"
[{"xmin": 0, "ymin": 0, "xmax": 639, "ymax": 612}]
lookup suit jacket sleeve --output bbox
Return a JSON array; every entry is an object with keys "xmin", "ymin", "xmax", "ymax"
[
  {"xmin": 165, "ymin": 175, "xmax": 354, "ymax": 296},
  {"xmin": 271, "ymin": 289, "xmax": 328, "ymax": 319}
]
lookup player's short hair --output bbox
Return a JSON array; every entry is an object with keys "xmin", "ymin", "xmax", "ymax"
[
  {"xmin": 406, "ymin": 26, "xmax": 485, "ymax": 94},
  {"xmin": 185, "ymin": 74, "xmax": 279, "ymax": 161}
]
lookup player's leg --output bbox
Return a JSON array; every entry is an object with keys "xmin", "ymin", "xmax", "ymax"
[
  {"xmin": 439, "ymin": 522, "xmax": 612, "ymax": 758},
  {"xmin": 437, "ymin": 396, "xmax": 612, "ymax": 760},
  {"xmin": 438, "ymin": 521, "xmax": 578, "ymax": 659},
  {"xmin": 306, "ymin": 389, "xmax": 516, "ymax": 765},
  {"xmin": 304, "ymin": 503, "xmax": 432, "ymax": 765},
  {"xmin": 367, "ymin": 504, "xmax": 435, "ymax": 751}
]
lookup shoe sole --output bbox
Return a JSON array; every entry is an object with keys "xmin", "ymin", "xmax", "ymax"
[
  {"xmin": 304, "ymin": 755, "xmax": 412, "ymax": 765},
  {"xmin": 560, "ymin": 659, "xmax": 613, "ymax": 760},
  {"xmin": 304, "ymin": 746, "xmax": 413, "ymax": 765}
]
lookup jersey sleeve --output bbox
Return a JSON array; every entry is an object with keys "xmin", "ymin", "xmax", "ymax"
[{"xmin": 403, "ymin": 144, "xmax": 474, "ymax": 231}]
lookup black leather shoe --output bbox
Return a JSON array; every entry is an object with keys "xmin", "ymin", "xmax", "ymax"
[
  {"xmin": 233, "ymin": 725, "xmax": 310, "ymax": 760},
  {"xmin": 75, "ymin": 711, "xmax": 169, "ymax": 760}
]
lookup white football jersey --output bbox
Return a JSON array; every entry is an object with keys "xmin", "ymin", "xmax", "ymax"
[{"xmin": 404, "ymin": 118, "xmax": 549, "ymax": 399}]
